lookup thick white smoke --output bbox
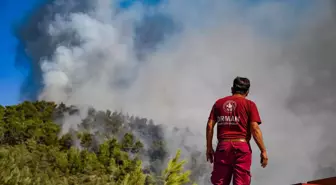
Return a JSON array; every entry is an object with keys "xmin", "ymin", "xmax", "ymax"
[{"xmin": 29, "ymin": 0, "xmax": 336, "ymax": 184}]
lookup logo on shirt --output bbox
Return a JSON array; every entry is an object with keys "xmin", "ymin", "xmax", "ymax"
[
  {"xmin": 223, "ymin": 100, "xmax": 237, "ymax": 113},
  {"xmin": 217, "ymin": 116, "xmax": 240, "ymax": 126}
]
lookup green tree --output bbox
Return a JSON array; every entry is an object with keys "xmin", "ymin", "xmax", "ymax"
[
  {"xmin": 0, "ymin": 101, "xmax": 195, "ymax": 185},
  {"xmin": 161, "ymin": 149, "xmax": 197, "ymax": 185}
]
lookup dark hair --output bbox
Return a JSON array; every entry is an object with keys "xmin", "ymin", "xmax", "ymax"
[{"xmin": 231, "ymin": 76, "xmax": 250, "ymax": 94}]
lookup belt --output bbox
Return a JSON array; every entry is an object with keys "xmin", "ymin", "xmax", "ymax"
[{"xmin": 219, "ymin": 138, "xmax": 247, "ymax": 142}]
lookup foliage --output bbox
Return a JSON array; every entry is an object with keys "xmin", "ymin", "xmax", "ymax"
[
  {"xmin": 0, "ymin": 101, "xmax": 195, "ymax": 185},
  {"xmin": 161, "ymin": 149, "xmax": 197, "ymax": 185}
]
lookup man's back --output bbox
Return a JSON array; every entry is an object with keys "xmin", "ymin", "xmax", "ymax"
[{"xmin": 208, "ymin": 95, "xmax": 261, "ymax": 140}]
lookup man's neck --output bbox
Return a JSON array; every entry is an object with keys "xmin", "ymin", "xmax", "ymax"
[{"xmin": 232, "ymin": 93, "xmax": 246, "ymax": 98}]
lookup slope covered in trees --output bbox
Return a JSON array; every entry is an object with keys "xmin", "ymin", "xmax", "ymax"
[{"xmin": 0, "ymin": 101, "xmax": 197, "ymax": 185}]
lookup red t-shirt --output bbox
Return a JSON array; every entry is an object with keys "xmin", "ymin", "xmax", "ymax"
[{"xmin": 208, "ymin": 95, "xmax": 262, "ymax": 140}]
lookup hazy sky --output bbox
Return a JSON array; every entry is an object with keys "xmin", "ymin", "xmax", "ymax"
[
  {"xmin": 0, "ymin": 0, "xmax": 311, "ymax": 106},
  {"xmin": 0, "ymin": 0, "xmax": 161, "ymax": 105}
]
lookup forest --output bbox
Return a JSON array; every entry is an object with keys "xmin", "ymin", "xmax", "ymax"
[{"xmin": 0, "ymin": 101, "xmax": 206, "ymax": 185}]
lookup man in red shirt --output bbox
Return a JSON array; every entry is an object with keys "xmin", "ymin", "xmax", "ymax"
[{"xmin": 206, "ymin": 77, "xmax": 268, "ymax": 185}]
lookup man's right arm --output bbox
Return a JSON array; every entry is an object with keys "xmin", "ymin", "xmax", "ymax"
[
  {"xmin": 250, "ymin": 122, "xmax": 266, "ymax": 152},
  {"xmin": 250, "ymin": 121, "xmax": 268, "ymax": 168},
  {"xmin": 248, "ymin": 101, "xmax": 266, "ymax": 152}
]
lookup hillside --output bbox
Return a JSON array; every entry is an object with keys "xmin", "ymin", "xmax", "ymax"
[{"xmin": 0, "ymin": 101, "xmax": 198, "ymax": 185}]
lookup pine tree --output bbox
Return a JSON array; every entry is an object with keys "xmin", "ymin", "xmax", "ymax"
[{"xmin": 161, "ymin": 149, "xmax": 197, "ymax": 185}]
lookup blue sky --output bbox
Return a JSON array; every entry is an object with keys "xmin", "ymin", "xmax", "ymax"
[
  {"xmin": 0, "ymin": 0, "xmax": 313, "ymax": 106},
  {"xmin": 0, "ymin": 0, "xmax": 41, "ymax": 106}
]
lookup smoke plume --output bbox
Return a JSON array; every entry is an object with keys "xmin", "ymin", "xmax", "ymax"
[{"xmin": 14, "ymin": 0, "xmax": 336, "ymax": 184}]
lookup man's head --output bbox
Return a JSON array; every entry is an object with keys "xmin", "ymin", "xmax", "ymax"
[{"xmin": 231, "ymin": 76, "xmax": 250, "ymax": 96}]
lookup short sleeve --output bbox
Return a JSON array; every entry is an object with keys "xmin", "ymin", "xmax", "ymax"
[
  {"xmin": 249, "ymin": 101, "xmax": 262, "ymax": 124},
  {"xmin": 208, "ymin": 103, "xmax": 217, "ymax": 122}
]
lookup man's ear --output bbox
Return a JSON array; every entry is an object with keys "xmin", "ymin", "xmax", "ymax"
[{"xmin": 245, "ymin": 90, "xmax": 249, "ymax": 96}]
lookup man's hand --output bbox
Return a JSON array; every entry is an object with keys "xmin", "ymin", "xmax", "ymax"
[
  {"xmin": 260, "ymin": 151, "xmax": 268, "ymax": 168},
  {"xmin": 206, "ymin": 147, "xmax": 214, "ymax": 163}
]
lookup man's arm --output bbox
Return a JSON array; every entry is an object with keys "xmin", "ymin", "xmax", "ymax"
[
  {"xmin": 250, "ymin": 122, "xmax": 266, "ymax": 152},
  {"xmin": 206, "ymin": 119, "xmax": 216, "ymax": 163},
  {"xmin": 206, "ymin": 103, "xmax": 217, "ymax": 163},
  {"xmin": 250, "ymin": 121, "xmax": 268, "ymax": 168},
  {"xmin": 206, "ymin": 119, "xmax": 216, "ymax": 149}
]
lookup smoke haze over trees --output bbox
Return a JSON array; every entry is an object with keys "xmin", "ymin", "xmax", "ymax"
[
  {"xmin": 0, "ymin": 101, "xmax": 196, "ymax": 184},
  {"xmin": 11, "ymin": 0, "xmax": 336, "ymax": 184}
]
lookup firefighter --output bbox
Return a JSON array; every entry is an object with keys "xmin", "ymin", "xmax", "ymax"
[{"xmin": 206, "ymin": 76, "xmax": 268, "ymax": 185}]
